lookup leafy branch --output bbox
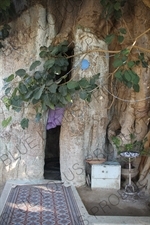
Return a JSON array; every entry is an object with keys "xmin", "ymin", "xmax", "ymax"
[
  {"xmin": 104, "ymin": 26, "xmax": 149, "ymax": 92},
  {"xmin": 2, "ymin": 41, "xmax": 100, "ymax": 129},
  {"xmin": 112, "ymin": 133, "xmax": 148, "ymax": 155}
]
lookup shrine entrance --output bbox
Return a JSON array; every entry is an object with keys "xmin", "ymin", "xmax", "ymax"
[{"xmin": 44, "ymin": 125, "xmax": 61, "ymax": 180}]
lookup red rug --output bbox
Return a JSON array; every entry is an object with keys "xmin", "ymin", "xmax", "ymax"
[{"xmin": 0, "ymin": 182, "xmax": 85, "ymax": 225}]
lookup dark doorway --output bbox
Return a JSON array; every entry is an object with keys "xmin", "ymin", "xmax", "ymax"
[
  {"xmin": 44, "ymin": 126, "xmax": 61, "ymax": 180},
  {"xmin": 44, "ymin": 47, "xmax": 74, "ymax": 180}
]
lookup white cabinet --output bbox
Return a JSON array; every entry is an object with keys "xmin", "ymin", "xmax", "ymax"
[{"xmin": 89, "ymin": 161, "xmax": 121, "ymax": 189}]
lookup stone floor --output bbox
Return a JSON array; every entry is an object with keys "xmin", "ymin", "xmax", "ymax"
[{"xmin": 77, "ymin": 185, "xmax": 150, "ymax": 217}]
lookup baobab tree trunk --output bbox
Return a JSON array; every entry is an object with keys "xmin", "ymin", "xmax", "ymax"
[
  {"xmin": 52, "ymin": 0, "xmax": 150, "ymax": 187},
  {"xmin": 52, "ymin": 0, "xmax": 150, "ymax": 188},
  {"xmin": 0, "ymin": 0, "xmax": 150, "ymax": 190},
  {"xmin": 56, "ymin": 0, "xmax": 109, "ymax": 186},
  {"xmin": 108, "ymin": 0, "xmax": 150, "ymax": 190}
]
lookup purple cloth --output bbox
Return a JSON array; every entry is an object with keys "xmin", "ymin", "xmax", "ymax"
[{"xmin": 46, "ymin": 107, "xmax": 65, "ymax": 130}]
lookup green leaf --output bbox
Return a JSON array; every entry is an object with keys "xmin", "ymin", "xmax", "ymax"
[
  {"xmin": 105, "ymin": 34, "xmax": 115, "ymax": 44},
  {"xmin": 57, "ymin": 94, "xmax": 68, "ymax": 105},
  {"xmin": 30, "ymin": 60, "xmax": 41, "ymax": 71},
  {"xmin": 39, "ymin": 50, "xmax": 47, "ymax": 58},
  {"xmin": 33, "ymin": 84, "xmax": 45, "ymax": 100},
  {"xmin": 67, "ymin": 81, "xmax": 79, "ymax": 89},
  {"xmin": 20, "ymin": 118, "xmax": 29, "ymax": 129},
  {"xmin": 61, "ymin": 66, "xmax": 67, "ymax": 71},
  {"xmin": 79, "ymin": 78, "xmax": 89, "ymax": 88},
  {"xmin": 16, "ymin": 69, "xmax": 26, "ymax": 77},
  {"xmin": 115, "ymin": 70, "xmax": 122, "ymax": 79},
  {"xmin": 93, "ymin": 73, "xmax": 100, "ymax": 80},
  {"xmin": 119, "ymin": 28, "xmax": 126, "ymax": 34},
  {"xmin": 135, "ymin": 60, "xmax": 140, "ymax": 65},
  {"xmin": 87, "ymin": 94, "xmax": 92, "ymax": 102},
  {"xmin": 113, "ymin": 59, "xmax": 124, "ymax": 68},
  {"xmin": 131, "ymin": 73, "xmax": 140, "ymax": 84},
  {"xmin": 2, "ymin": 96, "xmax": 10, "ymax": 109},
  {"xmin": 114, "ymin": 2, "xmax": 121, "ymax": 10},
  {"xmin": 117, "ymin": 35, "xmax": 124, "ymax": 43},
  {"xmin": 61, "ymin": 45, "xmax": 69, "ymax": 53},
  {"xmin": 121, "ymin": 49, "xmax": 130, "ymax": 56},
  {"xmin": 24, "ymin": 76, "xmax": 32, "ymax": 85},
  {"xmin": 12, "ymin": 87, "xmax": 18, "ymax": 97},
  {"xmin": 5, "ymin": 87, "xmax": 11, "ymax": 95},
  {"xmin": 55, "ymin": 57, "xmax": 69, "ymax": 67},
  {"xmin": 142, "ymin": 61, "xmax": 148, "ymax": 68},
  {"xmin": 61, "ymin": 40, "xmax": 69, "ymax": 46},
  {"xmin": 2, "ymin": 116, "xmax": 12, "ymax": 128},
  {"xmin": 51, "ymin": 46, "xmax": 61, "ymax": 55},
  {"xmin": 79, "ymin": 90, "xmax": 88, "ymax": 100},
  {"xmin": 42, "ymin": 72, "xmax": 48, "ymax": 80},
  {"xmin": 41, "ymin": 101, "xmax": 48, "ymax": 111},
  {"xmin": 133, "ymin": 84, "xmax": 140, "ymax": 92},
  {"xmin": 126, "ymin": 82, "xmax": 132, "ymax": 88},
  {"xmin": 65, "ymin": 93, "xmax": 72, "ymax": 102},
  {"xmin": 3, "ymin": 74, "xmax": 14, "ymax": 82},
  {"xmin": 48, "ymin": 45, "xmax": 54, "ymax": 51},
  {"xmin": 19, "ymin": 83, "xmax": 27, "ymax": 94},
  {"xmin": 32, "ymin": 99, "xmax": 40, "ymax": 104},
  {"xmin": 24, "ymin": 90, "xmax": 33, "ymax": 99},
  {"xmin": 42, "ymin": 94, "xmax": 55, "ymax": 109},
  {"xmin": 45, "ymin": 80, "xmax": 53, "ymax": 86},
  {"xmin": 40, "ymin": 46, "xmax": 47, "ymax": 51},
  {"xmin": 124, "ymin": 70, "xmax": 131, "ymax": 81},
  {"xmin": 11, "ymin": 96, "xmax": 23, "ymax": 112},
  {"xmin": 34, "ymin": 71, "xmax": 42, "ymax": 80},
  {"xmin": 44, "ymin": 59, "xmax": 55, "ymax": 70},
  {"xmin": 127, "ymin": 61, "xmax": 135, "ymax": 68},
  {"xmin": 48, "ymin": 102, "xmax": 55, "ymax": 110},
  {"xmin": 48, "ymin": 83, "xmax": 58, "ymax": 93},
  {"xmin": 59, "ymin": 85, "xmax": 68, "ymax": 96}
]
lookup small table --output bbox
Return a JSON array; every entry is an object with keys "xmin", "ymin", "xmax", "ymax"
[
  {"xmin": 86, "ymin": 160, "xmax": 121, "ymax": 189},
  {"xmin": 120, "ymin": 151, "xmax": 139, "ymax": 194}
]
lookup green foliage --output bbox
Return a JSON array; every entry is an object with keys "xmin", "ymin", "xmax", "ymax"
[
  {"xmin": 112, "ymin": 49, "xmax": 148, "ymax": 92},
  {"xmin": 20, "ymin": 118, "xmax": 29, "ymax": 129},
  {"xmin": 105, "ymin": 27, "xmax": 126, "ymax": 45},
  {"xmin": 2, "ymin": 116, "xmax": 12, "ymax": 127},
  {"xmin": 100, "ymin": 0, "xmax": 127, "ymax": 20},
  {"xmin": 2, "ymin": 41, "xmax": 100, "ymax": 128},
  {"xmin": 0, "ymin": 0, "xmax": 10, "ymax": 11},
  {"xmin": 0, "ymin": 0, "xmax": 16, "ymax": 22},
  {"xmin": 105, "ymin": 34, "xmax": 115, "ymax": 44},
  {"xmin": 112, "ymin": 133, "xmax": 148, "ymax": 155}
]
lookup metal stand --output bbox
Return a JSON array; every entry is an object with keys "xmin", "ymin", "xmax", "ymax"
[{"xmin": 120, "ymin": 151, "xmax": 139, "ymax": 195}]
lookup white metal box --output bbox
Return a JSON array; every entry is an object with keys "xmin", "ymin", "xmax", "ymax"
[{"xmin": 90, "ymin": 161, "xmax": 121, "ymax": 189}]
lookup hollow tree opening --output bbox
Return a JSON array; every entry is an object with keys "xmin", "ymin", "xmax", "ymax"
[{"xmin": 44, "ymin": 47, "xmax": 74, "ymax": 180}]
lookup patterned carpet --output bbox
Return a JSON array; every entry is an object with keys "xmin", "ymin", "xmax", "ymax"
[{"xmin": 0, "ymin": 183, "xmax": 84, "ymax": 225}]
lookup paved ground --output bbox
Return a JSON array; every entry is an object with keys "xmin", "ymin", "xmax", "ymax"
[
  {"xmin": 1, "ymin": 182, "xmax": 150, "ymax": 217},
  {"xmin": 77, "ymin": 185, "xmax": 150, "ymax": 217}
]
